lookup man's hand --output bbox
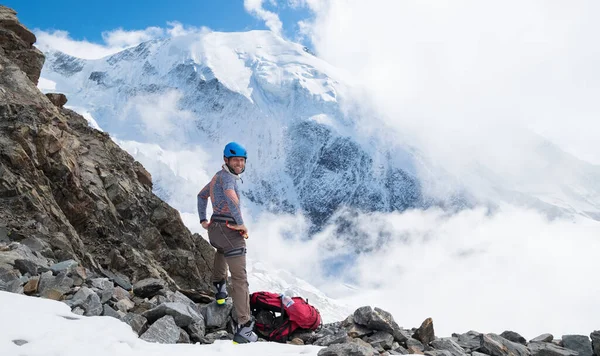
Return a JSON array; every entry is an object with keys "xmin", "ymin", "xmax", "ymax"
[{"xmin": 201, "ymin": 221, "xmax": 210, "ymax": 230}]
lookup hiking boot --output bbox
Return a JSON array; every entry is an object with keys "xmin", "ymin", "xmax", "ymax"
[
  {"xmin": 213, "ymin": 280, "xmax": 228, "ymax": 305},
  {"xmin": 233, "ymin": 319, "xmax": 258, "ymax": 344}
]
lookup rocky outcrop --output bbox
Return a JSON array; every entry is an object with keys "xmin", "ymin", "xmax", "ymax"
[
  {"xmin": 0, "ymin": 6, "xmax": 44, "ymax": 84},
  {"xmin": 0, "ymin": 5, "xmax": 214, "ymax": 295}
]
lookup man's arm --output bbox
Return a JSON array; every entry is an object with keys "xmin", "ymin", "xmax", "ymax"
[{"xmin": 197, "ymin": 182, "xmax": 210, "ymax": 223}]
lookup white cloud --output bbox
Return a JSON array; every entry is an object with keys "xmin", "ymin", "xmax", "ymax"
[
  {"xmin": 298, "ymin": 0, "xmax": 600, "ymax": 173},
  {"xmin": 101, "ymin": 27, "xmax": 164, "ymax": 47},
  {"xmin": 246, "ymin": 206, "xmax": 600, "ymax": 339},
  {"xmin": 34, "ymin": 23, "xmax": 199, "ymax": 60},
  {"xmin": 34, "ymin": 29, "xmax": 125, "ymax": 59},
  {"xmin": 244, "ymin": 0, "xmax": 284, "ymax": 37}
]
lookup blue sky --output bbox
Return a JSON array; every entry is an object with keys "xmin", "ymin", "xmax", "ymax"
[{"xmin": 7, "ymin": 0, "xmax": 311, "ymax": 45}]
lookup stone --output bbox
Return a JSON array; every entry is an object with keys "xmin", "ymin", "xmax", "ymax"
[
  {"xmin": 100, "ymin": 269, "xmax": 132, "ymax": 291},
  {"xmin": 407, "ymin": 338, "xmax": 425, "ymax": 353},
  {"xmin": 185, "ymin": 319, "xmax": 206, "ymax": 343},
  {"xmin": 102, "ymin": 304, "xmax": 121, "ymax": 319},
  {"xmin": 425, "ymin": 351, "xmax": 454, "ymax": 356},
  {"xmin": 38, "ymin": 271, "xmax": 73, "ymax": 300},
  {"xmin": 430, "ymin": 337, "xmax": 468, "ymax": 356},
  {"xmin": 478, "ymin": 333, "xmax": 529, "ymax": 356},
  {"xmin": 13, "ymin": 259, "xmax": 39, "ymax": 275},
  {"xmin": 202, "ymin": 298, "xmax": 234, "ymax": 329},
  {"xmin": 204, "ymin": 330, "xmax": 231, "ymax": 343},
  {"xmin": 90, "ymin": 278, "xmax": 113, "ymax": 290},
  {"xmin": 49, "ymin": 260, "xmax": 78, "ymax": 274},
  {"xmin": 177, "ymin": 328, "xmax": 191, "ymax": 344},
  {"xmin": 590, "ymin": 331, "xmax": 600, "ymax": 356},
  {"xmin": 314, "ymin": 332, "xmax": 352, "ymax": 347},
  {"xmin": 366, "ymin": 331, "xmax": 395, "ymax": 350},
  {"xmin": 347, "ymin": 322, "xmax": 372, "ymax": 338},
  {"xmin": 528, "ymin": 342, "xmax": 579, "ymax": 356},
  {"xmin": 82, "ymin": 293, "xmax": 102, "ymax": 316},
  {"xmin": 140, "ymin": 315, "xmax": 180, "ymax": 344},
  {"xmin": 318, "ymin": 342, "xmax": 377, "ymax": 356},
  {"xmin": 115, "ymin": 298, "xmax": 135, "ymax": 313},
  {"xmin": 531, "ymin": 334, "xmax": 554, "ymax": 343},
  {"xmin": 455, "ymin": 331, "xmax": 482, "ymax": 350},
  {"xmin": 142, "ymin": 302, "xmax": 203, "ymax": 328},
  {"xmin": 501, "ymin": 331, "xmax": 527, "ymax": 346},
  {"xmin": 23, "ymin": 276, "xmax": 38, "ymax": 294},
  {"xmin": 413, "ymin": 318, "xmax": 435, "ymax": 345},
  {"xmin": 111, "ymin": 286, "xmax": 131, "ymax": 301},
  {"xmin": 133, "ymin": 278, "xmax": 164, "ymax": 298},
  {"xmin": 45, "ymin": 93, "xmax": 67, "ymax": 108},
  {"xmin": 353, "ymin": 306, "xmax": 399, "ymax": 335},
  {"xmin": 123, "ymin": 313, "xmax": 147, "ymax": 336},
  {"xmin": 562, "ymin": 335, "xmax": 593, "ymax": 356}
]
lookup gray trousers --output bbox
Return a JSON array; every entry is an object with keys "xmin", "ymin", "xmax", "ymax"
[{"xmin": 208, "ymin": 221, "xmax": 250, "ymax": 325}]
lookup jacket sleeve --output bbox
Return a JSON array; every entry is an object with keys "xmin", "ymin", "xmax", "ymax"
[{"xmin": 197, "ymin": 182, "xmax": 210, "ymax": 223}]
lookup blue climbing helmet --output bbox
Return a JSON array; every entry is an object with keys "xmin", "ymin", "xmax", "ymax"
[{"xmin": 223, "ymin": 142, "xmax": 247, "ymax": 159}]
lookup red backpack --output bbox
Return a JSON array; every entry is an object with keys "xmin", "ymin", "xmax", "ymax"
[{"xmin": 250, "ymin": 291, "xmax": 322, "ymax": 342}]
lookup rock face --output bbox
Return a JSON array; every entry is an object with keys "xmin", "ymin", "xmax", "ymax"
[
  {"xmin": 0, "ymin": 5, "xmax": 213, "ymax": 293},
  {"xmin": 0, "ymin": 6, "xmax": 44, "ymax": 84}
]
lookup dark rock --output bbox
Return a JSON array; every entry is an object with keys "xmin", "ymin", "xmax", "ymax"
[
  {"xmin": 140, "ymin": 315, "xmax": 179, "ymax": 344},
  {"xmin": 414, "ymin": 318, "xmax": 436, "ymax": 345},
  {"xmin": 177, "ymin": 328, "xmax": 191, "ymax": 344},
  {"xmin": 82, "ymin": 293, "xmax": 102, "ymax": 316},
  {"xmin": 347, "ymin": 322, "xmax": 373, "ymax": 338},
  {"xmin": 425, "ymin": 351, "xmax": 454, "ymax": 356},
  {"xmin": 590, "ymin": 331, "xmax": 600, "ymax": 356},
  {"xmin": 133, "ymin": 278, "xmax": 164, "ymax": 298},
  {"xmin": 45, "ymin": 93, "xmax": 68, "ymax": 108},
  {"xmin": 562, "ymin": 335, "xmax": 593, "ymax": 356},
  {"xmin": 353, "ymin": 306, "xmax": 400, "ymax": 335},
  {"xmin": 100, "ymin": 269, "xmax": 132, "ymax": 291},
  {"xmin": 12, "ymin": 339, "xmax": 28, "ymax": 346},
  {"xmin": 529, "ymin": 342, "xmax": 579, "ymax": 356},
  {"xmin": 501, "ymin": 331, "xmax": 527, "ymax": 346},
  {"xmin": 430, "ymin": 338, "xmax": 468, "ymax": 356},
  {"xmin": 202, "ymin": 298, "xmax": 234, "ymax": 330},
  {"xmin": 38, "ymin": 271, "xmax": 73, "ymax": 300},
  {"xmin": 49, "ymin": 260, "xmax": 78, "ymax": 274},
  {"xmin": 123, "ymin": 313, "xmax": 147, "ymax": 336},
  {"xmin": 407, "ymin": 338, "xmax": 426, "ymax": 353},
  {"xmin": 142, "ymin": 302, "xmax": 203, "ymax": 327},
  {"xmin": 13, "ymin": 259, "xmax": 39, "ymax": 275},
  {"xmin": 455, "ymin": 331, "xmax": 482, "ymax": 350},
  {"xmin": 204, "ymin": 330, "xmax": 231, "ymax": 342},
  {"xmin": 186, "ymin": 319, "xmax": 206, "ymax": 343},
  {"xmin": 366, "ymin": 331, "xmax": 394, "ymax": 350},
  {"xmin": 314, "ymin": 332, "xmax": 352, "ymax": 347},
  {"xmin": 478, "ymin": 333, "xmax": 529, "ymax": 356},
  {"xmin": 531, "ymin": 334, "xmax": 554, "ymax": 343},
  {"xmin": 102, "ymin": 304, "xmax": 120, "ymax": 319},
  {"xmin": 318, "ymin": 341, "xmax": 377, "ymax": 356}
]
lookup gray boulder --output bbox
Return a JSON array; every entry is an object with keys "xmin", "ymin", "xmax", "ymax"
[
  {"xmin": 529, "ymin": 342, "xmax": 579, "ymax": 356},
  {"xmin": 202, "ymin": 298, "xmax": 234, "ymax": 329},
  {"xmin": 140, "ymin": 315, "xmax": 179, "ymax": 344},
  {"xmin": 142, "ymin": 302, "xmax": 203, "ymax": 328},
  {"xmin": 478, "ymin": 333, "xmax": 530, "ymax": 356},
  {"xmin": 431, "ymin": 337, "xmax": 468, "ymax": 356},
  {"xmin": 562, "ymin": 335, "xmax": 592, "ymax": 356}
]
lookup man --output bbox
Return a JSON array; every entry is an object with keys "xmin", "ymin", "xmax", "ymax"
[{"xmin": 197, "ymin": 142, "xmax": 258, "ymax": 344}]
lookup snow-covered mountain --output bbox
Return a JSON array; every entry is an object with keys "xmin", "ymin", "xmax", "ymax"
[
  {"xmin": 39, "ymin": 31, "xmax": 428, "ymax": 231},
  {"xmin": 38, "ymin": 30, "xmax": 600, "ymax": 226}
]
